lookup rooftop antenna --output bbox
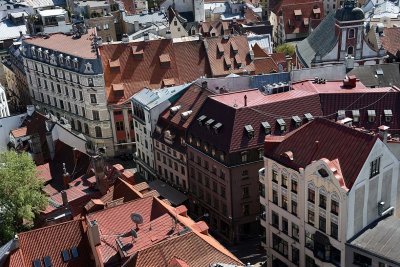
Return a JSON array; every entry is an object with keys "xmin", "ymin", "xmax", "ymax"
[{"xmin": 130, "ymin": 213, "xmax": 143, "ymax": 230}]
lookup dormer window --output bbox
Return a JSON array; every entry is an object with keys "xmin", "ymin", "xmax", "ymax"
[
  {"xmin": 224, "ymin": 55, "xmax": 231, "ymax": 69},
  {"xmin": 58, "ymin": 54, "xmax": 64, "ymax": 64},
  {"xmin": 31, "ymin": 46, "xmax": 36, "ymax": 57},
  {"xmin": 44, "ymin": 50, "xmax": 49, "ymax": 60},
  {"xmin": 205, "ymin": 119, "xmax": 215, "ymax": 129},
  {"xmin": 304, "ymin": 113, "xmax": 313, "ymax": 121},
  {"xmin": 337, "ymin": 110, "xmax": 346, "ymax": 120},
  {"xmin": 277, "ymin": 118, "xmax": 286, "ymax": 132},
  {"xmin": 368, "ymin": 110, "xmax": 376, "ymax": 122},
  {"xmin": 213, "ymin": 122, "xmax": 223, "ymax": 134},
  {"xmin": 65, "ymin": 56, "xmax": 71, "ymax": 67},
  {"xmin": 294, "ymin": 9, "xmax": 302, "ymax": 20},
  {"xmin": 352, "ymin": 110, "xmax": 360, "ymax": 122},
  {"xmin": 241, "ymin": 151, "xmax": 248, "ymax": 162},
  {"xmin": 292, "ymin": 116, "xmax": 302, "ymax": 127},
  {"xmin": 37, "ymin": 48, "xmax": 42, "ymax": 58},
  {"xmin": 73, "ymin": 58, "xmax": 79, "ymax": 69},
  {"xmin": 84, "ymin": 62, "xmax": 94, "ymax": 74},
  {"xmin": 217, "ymin": 43, "xmax": 224, "ymax": 56},
  {"xmin": 261, "ymin": 121, "xmax": 271, "ymax": 134},
  {"xmin": 231, "ymin": 41, "xmax": 238, "ymax": 54},
  {"xmin": 312, "ymin": 7, "xmax": 320, "ymax": 19},
  {"xmin": 244, "ymin": 125, "xmax": 254, "ymax": 138},
  {"xmin": 159, "ymin": 53, "xmax": 171, "ymax": 67},
  {"xmin": 235, "ymin": 54, "xmax": 242, "ymax": 68},
  {"xmin": 384, "ymin": 110, "xmax": 392, "ymax": 122},
  {"xmin": 197, "ymin": 115, "xmax": 207, "ymax": 125}
]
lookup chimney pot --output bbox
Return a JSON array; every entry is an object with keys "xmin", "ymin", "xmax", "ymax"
[
  {"xmin": 61, "ymin": 190, "xmax": 68, "ymax": 207},
  {"xmin": 244, "ymin": 95, "xmax": 247, "ymax": 107}
]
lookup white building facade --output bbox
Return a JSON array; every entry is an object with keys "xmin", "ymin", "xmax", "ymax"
[{"xmin": 0, "ymin": 84, "xmax": 10, "ymax": 118}]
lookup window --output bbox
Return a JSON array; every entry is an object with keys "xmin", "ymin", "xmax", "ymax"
[
  {"xmin": 305, "ymin": 231, "xmax": 314, "ymax": 250},
  {"xmin": 368, "ymin": 110, "xmax": 376, "ymax": 122},
  {"xmin": 71, "ymin": 247, "xmax": 79, "ymax": 258},
  {"xmin": 348, "ymin": 28, "xmax": 355, "ymax": 38},
  {"xmin": 331, "ymin": 199, "xmax": 339, "ymax": 215},
  {"xmin": 370, "ymin": 157, "xmax": 380, "ymax": 178},
  {"xmin": 331, "ymin": 222, "xmax": 338, "ymax": 239},
  {"xmin": 243, "ymin": 204, "xmax": 250, "ymax": 216},
  {"xmin": 88, "ymin": 78, "xmax": 94, "ymax": 87},
  {"xmin": 272, "ymin": 170, "xmax": 278, "ymax": 183},
  {"xmin": 281, "ymin": 174, "xmax": 288, "ymax": 188},
  {"xmin": 319, "ymin": 216, "xmax": 326, "ymax": 232},
  {"xmin": 242, "ymin": 186, "xmax": 250, "ymax": 199},
  {"xmin": 95, "ymin": 126, "xmax": 102, "ymax": 137},
  {"xmin": 259, "ymin": 183, "xmax": 265, "ymax": 198},
  {"xmin": 62, "ymin": 250, "xmax": 70, "ymax": 262},
  {"xmin": 308, "ymin": 188, "xmax": 315, "ymax": 203},
  {"xmin": 319, "ymin": 194, "xmax": 327, "ymax": 209},
  {"xmin": 79, "ymin": 91, "xmax": 83, "ymax": 101},
  {"xmin": 292, "ymin": 223, "xmax": 299, "ymax": 241},
  {"xmin": 282, "ymin": 217, "xmax": 288, "ymax": 234},
  {"xmin": 291, "ymin": 200, "xmax": 297, "ymax": 216},
  {"xmin": 292, "ymin": 246, "xmax": 299, "ymax": 265},
  {"xmin": 116, "ymin": 121, "xmax": 124, "ymax": 131},
  {"xmin": 43, "ymin": 256, "xmax": 52, "ymax": 267},
  {"xmin": 272, "ymin": 211, "xmax": 279, "ymax": 228},
  {"xmin": 93, "ymin": 110, "xmax": 100, "ymax": 121},
  {"xmin": 308, "ymin": 210, "xmax": 315, "ymax": 225},
  {"xmin": 291, "ymin": 179, "xmax": 297, "ymax": 193},
  {"xmin": 272, "ymin": 234, "xmax": 288, "ymax": 257},
  {"xmin": 347, "ymin": 46, "xmax": 354, "ymax": 55},
  {"xmin": 220, "ymin": 186, "xmax": 226, "ymax": 198},
  {"xmin": 282, "ymin": 195, "xmax": 288, "ymax": 210},
  {"xmin": 90, "ymin": 94, "xmax": 97, "ymax": 104},
  {"xmin": 84, "ymin": 123, "xmax": 89, "ymax": 134},
  {"xmin": 103, "ymin": 23, "xmax": 109, "ymax": 30},
  {"xmin": 82, "ymin": 107, "xmax": 86, "ymax": 117},
  {"xmin": 272, "ymin": 190, "xmax": 278, "ymax": 205},
  {"xmin": 241, "ymin": 152, "xmax": 248, "ymax": 162},
  {"xmin": 353, "ymin": 252, "xmax": 372, "ymax": 267}
]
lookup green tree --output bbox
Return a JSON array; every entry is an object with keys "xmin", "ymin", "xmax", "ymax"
[
  {"xmin": 275, "ymin": 43, "xmax": 296, "ymax": 57},
  {"xmin": 0, "ymin": 151, "xmax": 47, "ymax": 245}
]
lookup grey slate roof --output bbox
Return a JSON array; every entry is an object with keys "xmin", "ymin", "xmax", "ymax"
[
  {"xmin": 0, "ymin": 19, "xmax": 26, "ymax": 41},
  {"xmin": 348, "ymin": 63, "xmax": 400, "ymax": 88},
  {"xmin": 296, "ymin": 13, "xmax": 338, "ymax": 68},
  {"xmin": 348, "ymin": 215, "xmax": 400, "ymax": 264},
  {"xmin": 148, "ymin": 179, "xmax": 188, "ymax": 206}
]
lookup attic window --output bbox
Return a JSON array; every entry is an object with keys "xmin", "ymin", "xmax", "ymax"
[
  {"xmin": 294, "ymin": 9, "xmax": 302, "ymax": 18},
  {"xmin": 292, "ymin": 116, "xmax": 302, "ymax": 127},
  {"xmin": 109, "ymin": 58, "xmax": 120, "ymax": 68},
  {"xmin": 198, "ymin": 115, "xmax": 207, "ymax": 125},
  {"xmin": 62, "ymin": 250, "xmax": 70, "ymax": 262},
  {"xmin": 31, "ymin": 46, "xmax": 36, "ymax": 56},
  {"xmin": 33, "ymin": 260, "xmax": 41, "ymax": 267},
  {"xmin": 244, "ymin": 124, "xmax": 254, "ymax": 138},
  {"xmin": 367, "ymin": 110, "xmax": 376, "ymax": 122},
  {"xmin": 58, "ymin": 54, "xmax": 64, "ymax": 64},
  {"xmin": 337, "ymin": 110, "xmax": 346, "ymax": 120},
  {"xmin": 318, "ymin": 168, "xmax": 329, "ymax": 178},
  {"xmin": 71, "ymin": 247, "xmax": 79, "ymax": 258},
  {"xmin": 231, "ymin": 41, "xmax": 238, "ymax": 54},
  {"xmin": 313, "ymin": 7, "xmax": 321, "ymax": 18},
  {"xmin": 73, "ymin": 58, "xmax": 79, "ymax": 69},
  {"xmin": 352, "ymin": 110, "xmax": 360, "ymax": 122},
  {"xmin": 112, "ymin": 83, "xmax": 124, "ymax": 98},
  {"xmin": 303, "ymin": 18, "xmax": 309, "ymax": 26},
  {"xmin": 43, "ymin": 256, "xmax": 53, "ymax": 267},
  {"xmin": 217, "ymin": 43, "xmax": 224, "ymax": 55},
  {"xmin": 384, "ymin": 109, "xmax": 392, "ymax": 122},
  {"xmin": 132, "ymin": 46, "xmax": 144, "ymax": 59},
  {"xmin": 205, "ymin": 118, "xmax": 215, "ymax": 129},
  {"xmin": 277, "ymin": 118, "xmax": 286, "ymax": 132},
  {"xmin": 261, "ymin": 121, "xmax": 271, "ymax": 134},
  {"xmin": 159, "ymin": 53, "xmax": 171, "ymax": 67},
  {"xmin": 224, "ymin": 55, "xmax": 232, "ymax": 69},
  {"xmin": 304, "ymin": 113, "xmax": 313, "ymax": 121},
  {"xmin": 213, "ymin": 122, "xmax": 223, "ymax": 133},
  {"xmin": 376, "ymin": 68, "xmax": 383, "ymax": 75}
]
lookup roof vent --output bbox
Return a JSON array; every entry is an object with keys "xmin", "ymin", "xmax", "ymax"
[
  {"xmin": 304, "ymin": 113, "xmax": 313, "ymax": 121},
  {"xmin": 276, "ymin": 118, "xmax": 286, "ymax": 132},
  {"xmin": 261, "ymin": 121, "xmax": 271, "ymax": 134},
  {"xmin": 292, "ymin": 116, "xmax": 301, "ymax": 127},
  {"xmin": 205, "ymin": 118, "xmax": 215, "ymax": 129},
  {"xmin": 181, "ymin": 110, "xmax": 192, "ymax": 120},
  {"xmin": 122, "ymin": 34, "xmax": 129, "ymax": 43},
  {"xmin": 213, "ymin": 122, "xmax": 223, "ymax": 133},
  {"xmin": 170, "ymin": 105, "xmax": 181, "ymax": 114},
  {"xmin": 197, "ymin": 115, "xmax": 207, "ymax": 125}
]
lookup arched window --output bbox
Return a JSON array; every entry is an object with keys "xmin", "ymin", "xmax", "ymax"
[
  {"xmin": 95, "ymin": 126, "xmax": 102, "ymax": 138},
  {"xmin": 84, "ymin": 123, "xmax": 89, "ymax": 134},
  {"xmin": 77, "ymin": 120, "xmax": 82, "ymax": 132},
  {"xmin": 348, "ymin": 28, "xmax": 355, "ymax": 38},
  {"xmin": 347, "ymin": 46, "xmax": 354, "ymax": 55}
]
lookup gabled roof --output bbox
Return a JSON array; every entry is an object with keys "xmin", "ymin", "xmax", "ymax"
[
  {"xmin": 381, "ymin": 27, "xmax": 400, "ymax": 57},
  {"xmin": 296, "ymin": 13, "xmax": 338, "ymax": 68},
  {"xmin": 99, "ymin": 39, "xmax": 210, "ymax": 104},
  {"xmin": 204, "ymin": 35, "xmax": 255, "ymax": 77},
  {"xmin": 6, "ymin": 220, "xmax": 93, "ymax": 267},
  {"xmin": 264, "ymin": 118, "xmax": 378, "ymax": 189},
  {"xmin": 123, "ymin": 231, "xmax": 243, "ymax": 267}
]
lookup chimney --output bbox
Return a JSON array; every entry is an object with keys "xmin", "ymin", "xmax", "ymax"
[
  {"xmin": 26, "ymin": 105, "xmax": 35, "ymax": 116},
  {"xmin": 73, "ymin": 148, "xmax": 80, "ymax": 166},
  {"xmin": 244, "ymin": 95, "xmax": 247, "ymax": 107},
  {"xmin": 378, "ymin": 125, "xmax": 390, "ymax": 143},
  {"xmin": 97, "ymin": 36, "xmax": 103, "ymax": 46},
  {"xmin": 122, "ymin": 33, "xmax": 129, "ymax": 43},
  {"xmin": 88, "ymin": 220, "xmax": 101, "ymax": 246},
  {"xmin": 165, "ymin": 30, "xmax": 172, "ymax": 39},
  {"xmin": 19, "ymin": 31, "xmax": 23, "ymax": 38},
  {"xmin": 92, "ymin": 155, "xmax": 108, "ymax": 194},
  {"xmin": 61, "ymin": 190, "xmax": 68, "ymax": 207},
  {"xmin": 11, "ymin": 235, "xmax": 19, "ymax": 251},
  {"xmin": 285, "ymin": 55, "xmax": 292, "ymax": 71},
  {"xmin": 201, "ymin": 81, "xmax": 207, "ymax": 89},
  {"xmin": 62, "ymin": 163, "xmax": 71, "ymax": 189},
  {"xmin": 143, "ymin": 32, "xmax": 149, "ymax": 41},
  {"xmin": 29, "ymin": 134, "xmax": 44, "ymax": 165},
  {"xmin": 249, "ymin": 50, "xmax": 254, "ymax": 61}
]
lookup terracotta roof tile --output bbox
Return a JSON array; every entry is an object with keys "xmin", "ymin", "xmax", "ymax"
[
  {"xmin": 11, "ymin": 127, "xmax": 27, "ymax": 138},
  {"xmin": 24, "ymin": 29, "xmax": 97, "ymax": 59},
  {"xmin": 123, "ymin": 231, "xmax": 243, "ymax": 267},
  {"xmin": 381, "ymin": 27, "xmax": 400, "ymax": 56},
  {"xmin": 254, "ymin": 57, "xmax": 279, "ymax": 74},
  {"xmin": 99, "ymin": 39, "xmax": 210, "ymax": 104},
  {"xmin": 264, "ymin": 118, "xmax": 378, "ymax": 189},
  {"xmin": 205, "ymin": 35, "xmax": 255, "ymax": 77},
  {"xmin": 7, "ymin": 220, "xmax": 93, "ymax": 267}
]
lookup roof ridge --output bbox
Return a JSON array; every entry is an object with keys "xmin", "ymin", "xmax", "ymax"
[
  {"xmin": 18, "ymin": 218, "xmax": 84, "ymax": 237},
  {"xmin": 87, "ymin": 194, "xmax": 154, "ymax": 216}
]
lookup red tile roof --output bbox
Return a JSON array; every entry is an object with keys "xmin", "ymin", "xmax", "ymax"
[
  {"xmin": 10, "ymin": 127, "xmax": 27, "ymax": 138},
  {"xmin": 254, "ymin": 57, "xmax": 279, "ymax": 74},
  {"xmin": 23, "ymin": 29, "xmax": 98, "ymax": 59},
  {"xmin": 99, "ymin": 39, "xmax": 210, "ymax": 104},
  {"xmin": 120, "ymin": 0, "xmax": 136, "ymax": 14},
  {"xmin": 264, "ymin": 118, "xmax": 378, "ymax": 189},
  {"xmin": 381, "ymin": 27, "xmax": 400, "ymax": 57},
  {"xmin": 6, "ymin": 220, "xmax": 93, "ymax": 267},
  {"xmin": 123, "ymin": 231, "xmax": 243, "ymax": 267},
  {"xmin": 204, "ymin": 35, "xmax": 255, "ymax": 77}
]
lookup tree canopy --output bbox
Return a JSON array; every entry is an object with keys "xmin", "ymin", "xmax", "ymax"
[
  {"xmin": 0, "ymin": 151, "xmax": 47, "ymax": 245},
  {"xmin": 275, "ymin": 43, "xmax": 296, "ymax": 57}
]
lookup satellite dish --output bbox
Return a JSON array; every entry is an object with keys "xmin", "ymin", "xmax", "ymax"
[{"xmin": 130, "ymin": 213, "xmax": 143, "ymax": 224}]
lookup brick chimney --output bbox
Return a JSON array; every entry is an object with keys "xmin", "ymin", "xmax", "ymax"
[
  {"xmin": 88, "ymin": 220, "xmax": 101, "ymax": 246},
  {"xmin": 62, "ymin": 163, "xmax": 71, "ymax": 189},
  {"xmin": 378, "ymin": 125, "xmax": 390, "ymax": 143},
  {"xmin": 92, "ymin": 155, "xmax": 108, "ymax": 195}
]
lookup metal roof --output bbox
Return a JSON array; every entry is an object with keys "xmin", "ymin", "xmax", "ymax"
[{"xmin": 0, "ymin": 19, "xmax": 26, "ymax": 41}]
